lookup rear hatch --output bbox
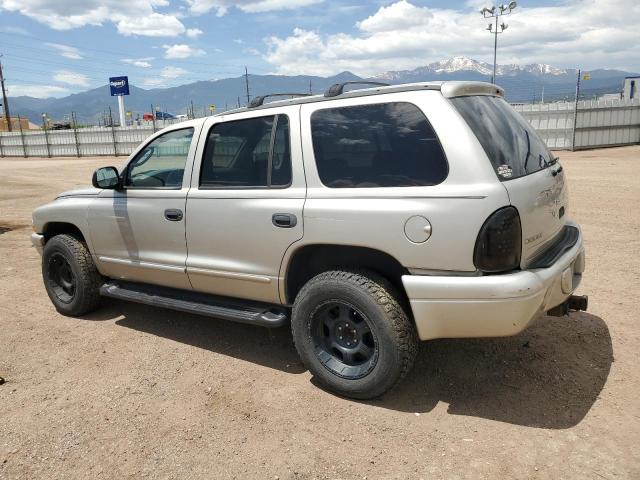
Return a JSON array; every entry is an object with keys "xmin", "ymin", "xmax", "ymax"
[{"xmin": 450, "ymin": 95, "xmax": 567, "ymax": 268}]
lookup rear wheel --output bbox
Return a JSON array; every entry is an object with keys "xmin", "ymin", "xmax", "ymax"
[
  {"xmin": 42, "ymin": 234, "xmax": 102, "ymax": 316},
  {"xmin": 292, "ymin": 270, "xmax": 418, "ymax": 399}
]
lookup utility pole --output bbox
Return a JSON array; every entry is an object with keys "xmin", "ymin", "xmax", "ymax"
[
  {"xmin": 480, "ymin": 2, "xmax": 517, "ymax": 84},
  {"xmin": 0, "ymin": 58, "xmax": 12, "ymax": 131},
  {"xmin": 244, "ymin": 66, "xmax": 250, "ymax": 105},
  {"xmin": 571, "ymin": 69, "xmax": 581, "ymax": 151}
]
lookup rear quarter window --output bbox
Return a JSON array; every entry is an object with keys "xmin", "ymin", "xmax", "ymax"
[
  {"xmin": 450, "ymin": 95, "xmax": 555, "ymax": 180},
  {"xmin": 310, "ymin": 102, "xmax": 448, "ymax": 188}
]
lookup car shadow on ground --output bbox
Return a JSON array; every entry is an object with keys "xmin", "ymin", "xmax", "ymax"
[
  {"xmin": 93, "ymin": 301, "xmax": 307, "ymax": 374},
  {"xmin": 92, "ymin": 301, "xmax": 612, "ymax": 429},
  {"xmin": 366, "ymin": 312, "xmax": 613, "ymax": 429}
]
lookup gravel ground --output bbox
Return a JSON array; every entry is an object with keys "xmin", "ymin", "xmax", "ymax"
[{"xmin": 0, "ymin": 147, "xmax": 639, "ymax": 479}]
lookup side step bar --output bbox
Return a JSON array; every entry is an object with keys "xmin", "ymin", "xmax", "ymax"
[{"xmin": 100, "ymin": 281, "xmax": 288, "ymax": 328}]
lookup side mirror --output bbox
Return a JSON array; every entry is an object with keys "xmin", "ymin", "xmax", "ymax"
[{"xmin": 92, "ymin": 166, "xmax": 121, "ymax": 189}]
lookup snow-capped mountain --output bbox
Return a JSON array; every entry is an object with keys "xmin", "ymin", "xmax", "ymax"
[
  {"xmin": 9, "ymin": 56, "xmax": 635, "ymax": 123},
  {"xmin": 373, "ymin": 56, "xmax": 568, "ymax": 82}
]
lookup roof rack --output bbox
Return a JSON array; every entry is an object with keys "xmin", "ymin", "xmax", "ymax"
[
  {"xmin": 324, "ymin": 81, "xmax": 390, "ymax": 98},
  {"xmin": 248, "ymin": 93, "xmax": 312, "ymax": 108}
]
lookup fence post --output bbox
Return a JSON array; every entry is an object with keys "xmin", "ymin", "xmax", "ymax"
[
  {"xmin": 0, "ymin": 131, "xmax": 4, "ymax": 157},
  {"xmin": 151, "ymin": 104, "xmax": 156, "ymax": 133},
  {"xmin": 18, "ymin": 115, "xmax": 26, "ymax": 157},
  {"xmin": 108, "ymin": 106, "xmax": 118, "ymax": 156},
  {"xmin": 71, "ymin": 112, "xmax": 80, "ymax": 157},
  {"xmin": 42, "ymin": 118, "xmax": 51, "ymax": 158}
]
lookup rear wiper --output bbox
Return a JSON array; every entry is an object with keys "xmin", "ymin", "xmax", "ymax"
[
  {"xmin": 548, "ymin": 156, "xmax": 559, "ymax": 166},
  {"xmin": 523, "ymin": 130, "xmax": 532, "ymax": 172}
]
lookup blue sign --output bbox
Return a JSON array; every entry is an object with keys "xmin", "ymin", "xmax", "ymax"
[{"xmin": 109, "ymin": 76, "xmax": 129, "ymax": 96}]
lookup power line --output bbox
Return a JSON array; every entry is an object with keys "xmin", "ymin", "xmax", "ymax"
[{"xmin": 0, "ymin": 32, "xmax": 256, "ymax": 70}]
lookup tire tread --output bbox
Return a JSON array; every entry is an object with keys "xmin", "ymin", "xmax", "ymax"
[{"xmin": 292, "ymin": 268, "xmax": 418, "ymax": 398}]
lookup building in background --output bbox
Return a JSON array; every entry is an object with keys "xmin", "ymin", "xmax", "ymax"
[
  {"xmin": 623, "ymin": 76, "xmax": 639, "ymax": 100},
  {"xmin": 0, "ymin": 116, "xmax": 37, "ymax": 132}
]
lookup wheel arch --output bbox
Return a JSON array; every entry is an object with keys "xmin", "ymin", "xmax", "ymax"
[
  {"xmin": 282, "ymin": 244, "xmax": 410, "ymax": 307},
  {"xmin": 42, "ymin": 222, "xmax": 87, "ymax": 243}
]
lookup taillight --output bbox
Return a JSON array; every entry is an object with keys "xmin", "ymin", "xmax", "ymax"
[{"xmin": 474, "ymin": 206, "xmax": 522, "ymax": 273}]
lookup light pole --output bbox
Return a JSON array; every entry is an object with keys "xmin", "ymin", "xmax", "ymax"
[{"xmin": 481, "ymin": 1, "xmax": 517, "ymax": 84}]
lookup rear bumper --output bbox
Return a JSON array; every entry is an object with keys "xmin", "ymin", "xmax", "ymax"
[
  {"xmin": 403, "ymin": 221, "xmax": 585, "ymax": 341},
  {"xmin": 31, "ymin": 233, "xmax": 45, "ymax": 256}
]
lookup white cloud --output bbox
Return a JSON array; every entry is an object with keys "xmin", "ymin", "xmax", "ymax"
[
  {"xmin": 160, "ymin": 66, "xmax": 188, "ymax": 78},
  {"xmin": 185, "ymin": 28, "xmax": 203, "ymax": 38},
  {"xmin": 162, "ymin": 44, "xmax": 206, "ymax": 59},
  {"xmin": 53, "ymin": 70, "xmax": 90, "ymax": 87},
  {"xmin": 0, "ymin": 0, "xmax": 185, "ymax": 37},
  {"xmin": 46, "ymin": 43, "xmax": 83, "ymax": 60},
  {"xmin": 142, "ymin": 66, "xmax": 188, "ymax": 87},
  {"xmin": 186, "ymin": 0, "xmax": 323, "ymax": 16},
  {"xmin": 8, "ymin": 84, "xmax": 69, "ymax": 98},
  {"xmin": 264, "ymin": 0, "xmax": 640, "ymax": 76},
  {"xmin": 142, "ymin": 78, "xmax": 165, "ymax": 87},
  {"xmin": 117, "ymin": 12, "xmax": 185, "ymax": 37},
  {"xmin": 122, "ymin": 57, "xmax": 154, "ymax": 68},
  {"xmin": 0, "ymin": 25, "xmax": 30, "ymax": 35}
]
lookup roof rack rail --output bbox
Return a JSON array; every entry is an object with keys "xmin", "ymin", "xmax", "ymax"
[
  {"xmin": 324, "ymin": 81, "xmax": 390, "ymax": 98},
  {"xmin": 248, "ymin": 93, "xmax": 311, "ymax": 108}
]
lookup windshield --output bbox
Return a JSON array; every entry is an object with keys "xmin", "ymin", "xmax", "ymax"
[{"xmin": 450, "ymin": 96, "xmax": 555, "ymax": 180}]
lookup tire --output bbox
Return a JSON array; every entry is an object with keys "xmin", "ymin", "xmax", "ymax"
[
  {"xmin": 42, "ymin": 234, "xmax": 102, "ymax": 317},
  {"xmin": 291, "ymin": 269, "xmax": 418, "ymax": 399}
]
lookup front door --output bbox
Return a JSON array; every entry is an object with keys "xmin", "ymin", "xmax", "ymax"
[
  {"xmin": 89, "ymin": 126, "xmax": 198, "ymax": 290},
  {"xmin": 185, "ymin": 107, "xmax": 305, "ymax": 303}
]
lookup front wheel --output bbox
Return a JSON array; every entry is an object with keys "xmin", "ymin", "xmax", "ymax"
[
  {"xmin": 42, "ymin": 234, "xmax": 102, "ymax": 316},
  {"xmin": 291, "ymin": 270, "xmax": 418, "ymax": 399}
]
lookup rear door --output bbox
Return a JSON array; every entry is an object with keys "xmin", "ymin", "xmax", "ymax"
[
  {"xmin": 450, "ymin": 95, "xmax": 567, "ymax": 267},
  {"xmin": 185, "ymin": 105, "xmax": 305, "ymax": 304}
]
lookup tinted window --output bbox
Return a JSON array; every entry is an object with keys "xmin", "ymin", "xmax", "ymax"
[
  {"xmin": 200, "ymin": 115, "xmax": 291, "ymax": 188},
  {"xmin": 310, "ymin": 102, "xmax": 448, "ymax": 188},
  {"xmin": 451, "ymin": 96, "xmax": 554, "ymax": 180},
  {"xmin": 126, "ymin": 128, "xmax": 193, "ymax": 188}
]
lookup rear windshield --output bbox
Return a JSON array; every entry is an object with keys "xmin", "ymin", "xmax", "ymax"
[{"xmin": 450, "ymin": 96, "xmax": 554, "ymax": 180}]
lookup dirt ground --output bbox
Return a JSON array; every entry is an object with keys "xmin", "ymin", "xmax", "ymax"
[{"xmin": 0, "ymin": 146, "xmax": 639, "ymax": 479}]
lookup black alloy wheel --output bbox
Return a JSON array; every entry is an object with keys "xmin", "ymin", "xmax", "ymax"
[
  {"xmin": 47, "ymin": 252, "xmax": 76, "ymax": 303},
  {"xmin": 311, "ymin": 300, "xmax": 377, "ymax": 379}
]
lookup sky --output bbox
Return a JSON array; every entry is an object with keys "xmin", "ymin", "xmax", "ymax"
[{"xmin": 0, "ymin": 0, "xmax": 638, "ymax": 98}]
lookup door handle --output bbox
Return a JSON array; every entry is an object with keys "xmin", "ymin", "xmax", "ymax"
[
  {"xmin": 272, "ymin": 213, "xmax": 297, "ymax": 228},
  {"xmin": 164, "ymin": 209, "xmax": 183, "ymax": 221}
]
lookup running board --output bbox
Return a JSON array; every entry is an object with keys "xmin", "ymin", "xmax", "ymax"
[{"xmin": 100, "ymin": 281, "xmax": 288, "ymax": 328}]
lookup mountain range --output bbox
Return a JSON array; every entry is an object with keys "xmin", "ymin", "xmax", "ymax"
[{"xmin": 8, "ymin": 57, "xmax": 636, "ymax": 124}]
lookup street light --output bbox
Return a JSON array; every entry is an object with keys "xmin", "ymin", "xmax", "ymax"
[{"xmin": 480, "ymin": 1, "xmax": 517, "ymax": 84}]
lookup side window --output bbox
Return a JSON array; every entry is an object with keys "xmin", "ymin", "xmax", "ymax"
[
  {"xmin": 126, "ymin": 128, "xmax": 194, "ymax": 188},
  {"xmin": 199, "ymin": 114, "xmax": 291, "ymax": 188},
  {"xmin": 310, "ymin": 102, "xmax": 448, "ymax": 188}
]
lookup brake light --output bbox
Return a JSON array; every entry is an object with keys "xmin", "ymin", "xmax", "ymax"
[{"xmin": 474, "ymin": 206, "xmax": 522, "ymax": 273}]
